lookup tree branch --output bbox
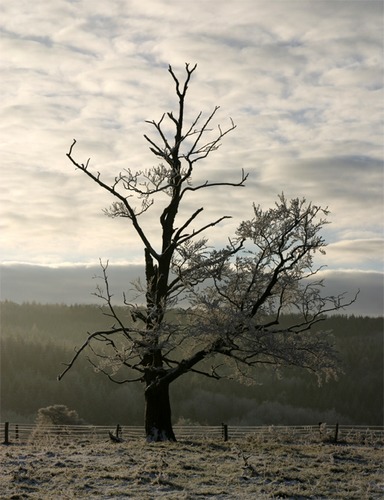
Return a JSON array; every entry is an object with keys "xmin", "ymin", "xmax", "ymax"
[
  {"xmin": 57, "ymin": 327, "xmax": 127, "ymax": 381},
  {"xmin": 67, "ymin": 139, "xmax": 159, "ymax": 260}
]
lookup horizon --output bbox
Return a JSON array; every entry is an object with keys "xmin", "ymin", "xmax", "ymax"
[{"xmin": 1, "ymin": 262, "xmax": 382, "ymax": 317}]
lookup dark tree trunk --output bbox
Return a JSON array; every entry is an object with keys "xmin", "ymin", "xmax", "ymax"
[{"xmin": 144, "ymin": 378, "xmax": 176, "ymax": 442}]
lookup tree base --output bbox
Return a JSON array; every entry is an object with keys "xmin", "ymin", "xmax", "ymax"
[
  {"xmin": 146, "ymin": 426, "xmax": 176, "ymax": 442},
  {"xmin": 145, "ymin": 378, "xmax": 176, "ymax": 442}
]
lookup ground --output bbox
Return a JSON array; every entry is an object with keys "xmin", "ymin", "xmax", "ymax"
[{"xmin": 1, "ymin": 432, "xmax": 383, "ymax": 499}]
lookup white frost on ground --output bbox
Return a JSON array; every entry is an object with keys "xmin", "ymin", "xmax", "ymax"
[{"xmin": 1, "ymin": 435, "xmax": 383, "ymax": 499}]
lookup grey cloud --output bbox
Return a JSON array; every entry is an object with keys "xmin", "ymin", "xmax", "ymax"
[
  {"xmin": 0, "ymin": 263, "xmax": 146, "ymax": 306},
  {"xmin": 317, "ymin": 270, "xmax": 383, "ymax": 317},
  {"xmin": 292, "ymin": 156, "xmax": 383, "ymax": 192},
  {"xmin": 0, "ymin": 0, "xmax": 382, "ymax": 281},
  {"xmin": 317, "ymin": 238, "xmax": 384, "ymax": 272},
  {"xmin": 1, "ymin": 264, "xmax": 381, "ymax": 317},
  {"xmin": 257, "ymin": 154, "xmax": 383, "ymax": 232}
]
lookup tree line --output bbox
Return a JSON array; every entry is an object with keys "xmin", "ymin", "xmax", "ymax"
[{"xmin": 1, "ymin": 301, "xmax": 382, "ymax": 426}]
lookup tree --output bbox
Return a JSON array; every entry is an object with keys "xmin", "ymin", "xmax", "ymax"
[{"xmin": 59, "ymin": 64, "xmax": 356, "ymax": 441}]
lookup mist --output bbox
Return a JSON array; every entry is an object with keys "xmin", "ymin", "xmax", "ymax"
[{"xmin": 1, "ymin": 263, "xmax": 382, "ymax": 316}]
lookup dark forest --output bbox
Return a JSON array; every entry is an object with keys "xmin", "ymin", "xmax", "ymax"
[{"xmin": 1, "ymin": 301, "xmax": 382, "ymax": 426}]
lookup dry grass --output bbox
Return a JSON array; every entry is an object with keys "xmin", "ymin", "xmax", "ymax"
[{"xmin": 1, "ymin": 432, "xmax": 383, "ymax": 499}]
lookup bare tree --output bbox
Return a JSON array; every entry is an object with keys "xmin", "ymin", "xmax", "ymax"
[{"xmin": 59, "ymin": 64, "xmax": 356, "ymax": 441}]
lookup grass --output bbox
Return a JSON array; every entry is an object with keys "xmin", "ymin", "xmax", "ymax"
[{"xmin": 1, "ymin": 431, "xmax": 383, "ymax": 499}]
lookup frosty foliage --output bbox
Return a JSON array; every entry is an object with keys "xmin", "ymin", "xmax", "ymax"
[
  {"xmin": 185, "ymin": 195, "xmax": 346, "ymax": 383},
  {"xmin": 30, "ymin": 405, "xmax": 85, "ymax": 442},
  {"xmin": 35, "ymin": 404, "xmax": 85, "ymax": 427}
]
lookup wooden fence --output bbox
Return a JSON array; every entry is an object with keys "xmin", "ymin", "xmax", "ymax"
[{"xmin": 2, "ymin": 422, "xmax": 383, "ymax": 445}]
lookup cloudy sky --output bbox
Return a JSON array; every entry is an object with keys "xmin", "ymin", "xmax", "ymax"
[{"xmin": 1, "ymin": 0, "xmax": 383, "ymax": 315}]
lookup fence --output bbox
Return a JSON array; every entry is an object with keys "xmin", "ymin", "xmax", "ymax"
[
  {"xmin": 2, "ymin": 422, "xmax": 384, "ymax": 445},
  {"xmin": 1, "ymin": 423, "xmax": 223, "ymax": 444}
]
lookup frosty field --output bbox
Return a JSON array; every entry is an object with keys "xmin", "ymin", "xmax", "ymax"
[{"xmin": 1, "ymin": 431, "xmax": 383, "ymax": 499}]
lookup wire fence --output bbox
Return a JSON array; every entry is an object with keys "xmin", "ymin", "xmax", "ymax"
[{"xmin": 2, "ymin": 422, "xmax": 384, "ymax": 445}]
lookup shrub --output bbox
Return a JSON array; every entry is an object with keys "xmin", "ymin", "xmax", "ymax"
[
  {"xmin": 30, "ymin": 404, "xmax": 85, "ymax": 443},
  {"xmin": 35, "ymin": 404, "xmax": 85, "ymax": 426}
]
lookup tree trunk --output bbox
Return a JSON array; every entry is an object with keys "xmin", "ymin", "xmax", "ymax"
[{"xmin": 144, "ymin": 378, "xmax": 176, "ymax": 442}]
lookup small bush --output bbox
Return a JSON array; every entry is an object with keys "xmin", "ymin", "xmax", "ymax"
[
  {"xmin": 30, "ymin": 404, "xmax": 85, "ymax": 443},
  {"xmin": 35, "ymin": 404, "xmax": 85, "ymax": 426}
]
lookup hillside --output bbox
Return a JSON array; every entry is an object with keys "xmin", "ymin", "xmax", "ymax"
[{"xmin": 1, "ymin": 301, "xmax": 382, "ymax": 426}]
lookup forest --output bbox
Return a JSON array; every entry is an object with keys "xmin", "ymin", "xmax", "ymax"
[{"xmin": 0, "ymin": 301, "xmax": 382, "ymax": 426}]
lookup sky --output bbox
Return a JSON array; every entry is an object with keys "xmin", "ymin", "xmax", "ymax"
[{"xmin": 0, "ymin": 0, "xmax": 383, "ymax": 315}]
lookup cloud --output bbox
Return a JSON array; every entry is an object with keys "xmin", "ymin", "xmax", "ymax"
[
  {"xmin": 0, "ymin": 262, "xmax": 146, "ymax": 306},
  {"xmin": 0, "ymin": 0, "xmax": 383, "ymax": 316},
  {"xmin": 317, "ymin": 269, "xmax": 383, "ymax": 317},
  {"xmin": 317, "ymin": 238, "xmax": 384, "ymax": 271},
  {"xmin": 1, "ymin": 263, "xmax": 381, "ymax": 317}
]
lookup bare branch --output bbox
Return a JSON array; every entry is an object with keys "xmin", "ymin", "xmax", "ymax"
[
  {"xmin": 57, "ymin": 327, "xmax": 126, "ymax": 381},
  {"xmin": 177, "ymin": 215, "xmax": 232, "ymax": 246},
  {"xmin": 67, "ymin": 139, "xmax": 159, "ymax": 260},
  {"xmin": 181, "ymin": 169, "xmax": 248, "ymax": 198}
]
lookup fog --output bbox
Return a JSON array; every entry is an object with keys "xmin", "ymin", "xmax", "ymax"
[{"xmin": 1, "ymin": 263, "xmax": 382, "ymax": 316}]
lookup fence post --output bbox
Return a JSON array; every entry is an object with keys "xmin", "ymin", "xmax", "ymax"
[
  {"xmin": 15, "ymin": 424, "xmax": 19, "ymax": 440},
  {"xmin": 334, "ymin": 422, "xmax": 339, "ymax": 444},
  {"xmin": 222, "ymin": 423, "xmax": 228, "ymax": 441},
  {"xmin": 116, "ymin": 424, "xmax": 121, "ymax": 440},
  {"xmin": 3, "ymin": 422, "xmax": 10, "ymax": 445}
]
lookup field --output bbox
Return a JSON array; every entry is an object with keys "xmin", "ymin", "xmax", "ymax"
[{"xmin": 1, "ymin": 430, "xmax": 383, "ymax": 499}]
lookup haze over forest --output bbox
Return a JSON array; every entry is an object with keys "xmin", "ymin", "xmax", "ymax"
[{"xmin": 1, "ymin": 302, "xmax": 382, "ymax": 427}]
